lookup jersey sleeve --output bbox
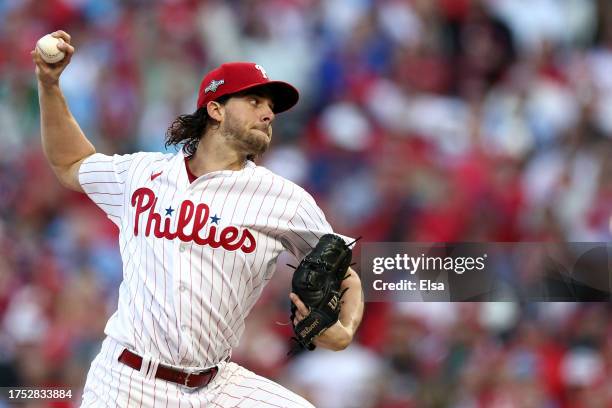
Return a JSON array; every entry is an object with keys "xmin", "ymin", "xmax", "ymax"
[
  {"xmin": 280, "ymin": 191, "xmax": 354, "ymax": 260},
  {"xmin": 78, "ymin": 152, "xmax": 143, "ymax": 228}
]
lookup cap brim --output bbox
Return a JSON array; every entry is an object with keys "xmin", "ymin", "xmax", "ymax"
[{"xmin": 232, "ymin": 81, "xmax": 300, "ymax": 113}]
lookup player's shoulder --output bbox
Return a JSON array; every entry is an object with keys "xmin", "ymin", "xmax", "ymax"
[
  {"xmin": 83, "ymin": 150, "xmax": 174, "ymax": 166},
  {"xmin": 80, "ymin": 151, "xmax": 177, "ymax": 181},
  {"xmin": 130, "ymin": 151, "xmax": 176, "ymax": 165},
  {"xmin": 250, "ymin": 163, "xmax": 316, "ymax": 204}
]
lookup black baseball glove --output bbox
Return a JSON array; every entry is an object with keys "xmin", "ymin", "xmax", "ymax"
[{"xmin": 289, "ymin": 234, "xmax": 353, "ymax": 353}]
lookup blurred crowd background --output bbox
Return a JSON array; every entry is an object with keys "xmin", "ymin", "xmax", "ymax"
[{"xmin": 1, "ymin": 0, "xmax": 612, "ymax": 407}]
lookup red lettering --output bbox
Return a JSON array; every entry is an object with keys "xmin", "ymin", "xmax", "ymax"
[
  {"xmin": 132, "ymin": 188, "xmax": 155, "ymax": 236},
  {"xmin": 130, "ymin": 188, "xmax": 256, "ymax": 254},
  {"xmin": 176, "ymin": 200, "xmax": 195, "ymax": 242},
  {"xmin": 219, "ymin": 227, "xmax": 240, "ymax": 251},
  {"xmin": 145, "ymin": 197, "xmax": 160, "ymax": 236},
  {"xmin": 162, "ymin": 218, "xmax": 177, "ymax": 240},
  {"xmin": 240, "ymin": 230, "xmax": 257, "ymax": 253},
  {"xmin": 206, "ymin": 225, "xmax": 221, "ymax": 248},
  {"xmin": 192, "ymin": 204, "xmax": 211, "ymax": 245}
]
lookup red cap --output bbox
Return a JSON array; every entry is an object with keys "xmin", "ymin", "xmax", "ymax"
[{"xmin": 196, "ymin": 62, "xmax": 299, "ymax": 114}]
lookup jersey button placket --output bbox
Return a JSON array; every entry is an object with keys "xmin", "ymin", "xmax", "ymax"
[{"xmin": 174, "ymin": 216, "xmax": 191, "ymax": 338}]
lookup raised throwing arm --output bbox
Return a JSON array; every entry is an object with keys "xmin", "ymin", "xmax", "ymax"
[{"xmin": 32, "ymin": 31, "xmax": 95, "ymax": 192}]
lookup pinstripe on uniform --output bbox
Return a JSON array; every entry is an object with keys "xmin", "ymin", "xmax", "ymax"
[{"xmin": 78, "ymin": 151, "xmax": 347, "ymax": 407}]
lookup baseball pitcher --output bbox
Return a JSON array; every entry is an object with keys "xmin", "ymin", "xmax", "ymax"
[{"xmin": 32, "ymin": 31, "xmax": 364, "ymax": 407}]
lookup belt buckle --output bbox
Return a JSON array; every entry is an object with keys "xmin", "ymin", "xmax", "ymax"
[
  {"xmin": 183, "ymin": 367, "xmax": 216, "ymax": 389},
  {"xmin": 184, "ymin": 371, "xmax": 194, "ymax": 387},
  {"xmin": 183, "ymin": 369, "xmax": 206, "ymax": 388}
]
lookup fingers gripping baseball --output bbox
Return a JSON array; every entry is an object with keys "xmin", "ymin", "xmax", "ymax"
[{"xmin": 32, "ymin": 30, "xmax": 75, "ymax": 86}]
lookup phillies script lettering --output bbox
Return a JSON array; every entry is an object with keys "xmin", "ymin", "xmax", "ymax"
[{"xmin": 131, "ymin": 187, "xmax": 256, "ymax": 253}]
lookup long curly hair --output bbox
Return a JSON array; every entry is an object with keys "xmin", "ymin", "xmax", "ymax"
[{"xmin": 165, "ymin": 95, "xmax": 231, "ymax": 157}]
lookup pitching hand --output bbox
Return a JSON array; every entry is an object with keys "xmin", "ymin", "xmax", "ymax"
[{"xmin": 32, "ymin": 31, "xmax": 75, "ymax": 87}]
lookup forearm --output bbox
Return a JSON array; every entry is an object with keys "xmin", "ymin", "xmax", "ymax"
[
  {"xmin": 338, "ymin": 267, "xmax": 364, "ymax": 336},
  {"xmin": 39, "ymin": 82, "xmax": 95, "ymax": 169},
  {"xmin": 313, "ymin": 267, "xmax": 364, "ymax": 351},
  {"xmin": 33, "ymin": 31, "xmax": 95, "ymax": 191}
]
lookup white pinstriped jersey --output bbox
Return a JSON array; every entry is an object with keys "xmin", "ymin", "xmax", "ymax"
[{"xmin": 78, "ymin": 150, "xmax": 342, "ymax": 369}]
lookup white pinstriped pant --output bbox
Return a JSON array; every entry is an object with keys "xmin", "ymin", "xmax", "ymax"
[{"xmin": 80, "ymin": 337, "xmax": 314, "ymax": 408}]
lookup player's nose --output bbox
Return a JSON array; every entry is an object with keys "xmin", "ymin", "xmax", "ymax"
[{"xmin": 261, "ymin": 105, "xmax": 275, "ymax": 123}]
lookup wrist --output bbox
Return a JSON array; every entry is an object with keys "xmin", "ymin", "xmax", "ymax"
[{"xmin": 37, "ymin": 79, "xmax": 60, "ymax": 91}]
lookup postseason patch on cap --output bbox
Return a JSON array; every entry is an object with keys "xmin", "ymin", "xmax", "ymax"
[{"xmin": 205, "ymin": 79, "xmax": 224, "ymax": 93}]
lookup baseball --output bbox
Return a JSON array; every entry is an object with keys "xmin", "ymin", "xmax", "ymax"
[{"xmin": 36, "ymin": 34, "xmax": 65, "ymax": 64}]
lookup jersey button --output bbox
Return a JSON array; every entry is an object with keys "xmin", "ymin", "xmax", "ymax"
[
  {"xmin": 178, "ymin": 284, "xmax": 187, "ymax": 292},
  {"xmin": 181, "ymin": 325, "xmax": 188, "ymax": 331},
  {"xmin": 179, "ymin": 243, "xmax": 188, "ymax": 252}
]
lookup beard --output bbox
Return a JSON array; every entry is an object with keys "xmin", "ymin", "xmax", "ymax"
[{"xmin": 220, "ymin": 111, "xmax": 271, "ymax": 157}]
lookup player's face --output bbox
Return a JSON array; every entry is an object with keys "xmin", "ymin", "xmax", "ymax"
[{"xmin": 220, "ymin": 93, "xmax": 275, "ymax": 156}]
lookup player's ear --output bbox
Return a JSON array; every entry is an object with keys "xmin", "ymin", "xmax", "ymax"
[{"xmin": 206, "ymin": 101, "xmax": 224, "ymax": 122}]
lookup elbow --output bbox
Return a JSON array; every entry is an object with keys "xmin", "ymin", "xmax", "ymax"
[
  {"xmin": 56, "ymin": 174, "xmax": 77, "ymax": 191},
  {"xmin": 330, "ymin": 329, "xmax": 354, "ymax": 351},
  {"xmin": 50, "ymin": 165, "xmax": 69, "ymax": 184},
  {"xmin": 331, "ymin": 339, "xmax": 351, "ymax": 351},
  {"xmin": 50, "ymin": 162, "xmax": 84, "ymax": 193}
]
